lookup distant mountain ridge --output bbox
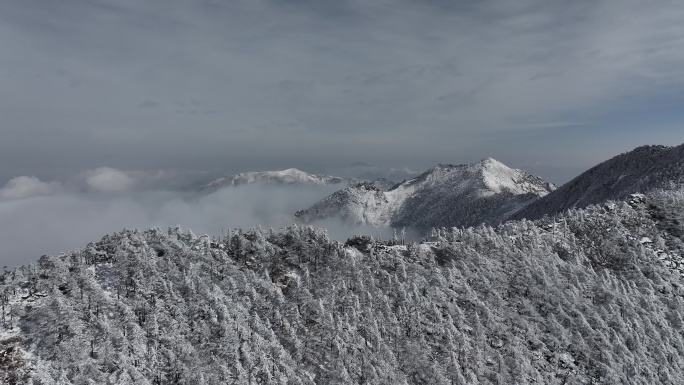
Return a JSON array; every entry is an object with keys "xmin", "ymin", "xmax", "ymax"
[
  {"xmin": 200, "ymin": 168, "xmax": 349, "ymax": 191},
  {"xmin": 295, "ymin": 157, "xmax": 555, "ymax": 229},
  {"xmin": 514, "ymin": 143, "xmax": 684, "ymax": 220},
  {"xmin": 200, "ymin": 168, "xmax": 396, "ymax": 193}
]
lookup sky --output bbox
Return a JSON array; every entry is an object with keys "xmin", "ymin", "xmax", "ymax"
[{"xmin": 1, "ymin": 0, "xmax": 684, "ymax": 265}]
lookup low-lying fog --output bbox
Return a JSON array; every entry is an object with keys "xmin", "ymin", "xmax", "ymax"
[{"xmin": 0, "ymin": 168, "xmax": 397, "ymax": 267}]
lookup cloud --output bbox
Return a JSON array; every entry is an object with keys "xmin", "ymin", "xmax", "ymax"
[
  {"xmin": 73, "ymin": 167, "xmax": 214, "ymax": 193},
  {"xmin": 0, "ymin": 167, "xmax": 220, "ymax": 199},
  {"xmin": 0, "ymin": 176, "xmax": 62, "ymax": 199},
  {"xmin": 0, "ymin": 183, "xmax": 358, "ymax": 267},
  {"xmin": 81, "ymin": 167, "xmax": 137, "ymax": 192},
  {"xmin": 1, "ymin": 0, "xmax": 682, "ymax": 183}
]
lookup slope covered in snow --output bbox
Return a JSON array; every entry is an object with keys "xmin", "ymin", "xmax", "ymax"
[
  {"xmin": 200, "ymin": 168, "xmax": 396, "ymax": 195},
  {"xmin": 295, "ymin": 158, "xmax": 555, "ymax": 229},
  {"xmin": 514, "ymin": 143, "xmax": 684, "ymax": 220},
  {"xmin": 3, "ymin": 188, "xmax": 684, "ymax": 384},
  {"xmin": 201, "ymin": 168, "xmax": 351, "ymax": 191}
]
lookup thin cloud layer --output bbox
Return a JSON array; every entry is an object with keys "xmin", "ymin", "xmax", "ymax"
[
  {"xmin": 0, "ymin": 176, "xmax": 62, "ymax": 199},
  {"xmin": 0, "ymin": 182, "xmax": 363, "ymax": 267},
  {"xmin": 81, "ymin": 167, "xmax": 137, "ymax": 192},
  {"xmin": 0, "ymin": 167, "xmax": 212, "ymax": 197}
]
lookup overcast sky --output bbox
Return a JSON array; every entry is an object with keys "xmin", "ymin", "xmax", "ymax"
[
  {"xmin": 2, "ymin": 1, "xmax": 684, "ymax": 265},
  {"xmin": 1, "ymin": 0, "xmax": 683, "ymax": 186}
]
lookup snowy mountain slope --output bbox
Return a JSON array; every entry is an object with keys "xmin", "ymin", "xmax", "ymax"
[
  {"xmin": 3, "ymin": 188, "xmax": 684, "ymax": 384},
  {"xmin": 366, "ymin": 177, "xmax": 396, "ymax": 192},
  {"xmin": 514, "ymin": 143, "xmax": 684, "ymax": 220},
  {"xmin": 295, "ymin": 158, "xmax": 555, "ymax": 229},
  {"xmin": 201, "ymin": 168, "xmax": 350, "ymax": 191},
  {"xmin": 200, "ymin": 168, "xmax": 395, "ymax": 194}
]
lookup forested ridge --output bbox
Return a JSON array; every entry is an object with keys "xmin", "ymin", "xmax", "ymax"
[
  {"xmin": 2, "ymin": 188, "xmax": 684, "ymax": 384},
  {"xmin": 515, "ymin": 144, "xmax": 684, "ymax": 220}
]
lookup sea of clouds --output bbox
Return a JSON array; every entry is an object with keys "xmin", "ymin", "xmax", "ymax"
[{"xmin": 0, "ymin": 168, "xmax": 396, "ymax": 267}]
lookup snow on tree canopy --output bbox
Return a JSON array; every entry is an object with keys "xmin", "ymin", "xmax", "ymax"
[{"xmin": 2, "ymin": 188, "xmax": 684, "ymax": 384}]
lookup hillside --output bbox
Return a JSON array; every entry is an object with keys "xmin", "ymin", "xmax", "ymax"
[
  {"xmin": 295, "ymin": 158, "xmax": 555, "ymax": 230},
  {"xmin": 514, "ymin": 143, "xmax": 684, "ymax": 220},
  {"xmin": 2, "ymin": 188, "xmax": 684, "ymax": 384}
]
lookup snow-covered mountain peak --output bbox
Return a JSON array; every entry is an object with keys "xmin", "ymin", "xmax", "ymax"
[
  {"xmin": 296, "ymin": 158, "xmax": 555, "ymax": 229},
  {"xmin": 477, "ymin": 156, "xmax": 504, "ymax": 167},
  {"xmin": 406, "ymin": 158, "xmax": 551, "ymax": 196},
  {"xmin": 255, "ymin": 168, "xmax": 326, "ymax": 183},
  {"xmin": 200, "ymin": 168, "xmax": 350, "ymax": 191},
  {"xmin": 200, "ymin": 168, "xmax": 398, "ymax": 196},
  {"xmin": 474, "ymin": 158, "xmax": 553, "ymax": 195},
  {"xmin": 274, "ymin": 168, "xmax": 307, "ymax": 177}
]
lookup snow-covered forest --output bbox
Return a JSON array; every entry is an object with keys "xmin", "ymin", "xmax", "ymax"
[
  {"xmin": 2, "ymin": 187, "xmax": 684, "ymax": 384},
  {"xmin": 515, "ymin": 144, "xmax": 684, "ymax": 221}
]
